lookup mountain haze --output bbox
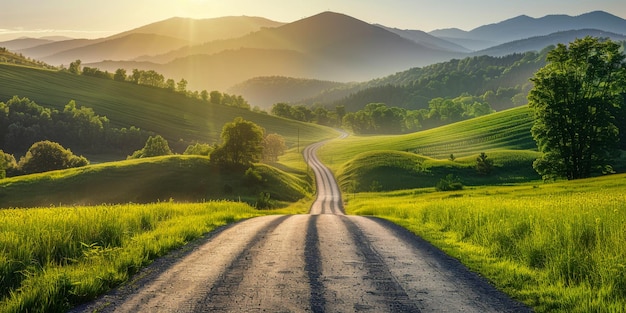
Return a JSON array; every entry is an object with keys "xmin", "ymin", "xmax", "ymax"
[
  {"xmin": 91, "ymin": 12, "xmax": 461, "ymax": 92},
  {"xmin": 430, "ymin": 11, "xmax": 626, "ymax": 51}
]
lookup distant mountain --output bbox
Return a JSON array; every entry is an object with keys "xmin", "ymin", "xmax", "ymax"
[
  {"xmin": 108, "ymin": 16, "xmax": 284, "ymax": 44},
  {"xmin": 475, "ymin": 29, "xmax": 626, "ymax": 57},
  {"xmin": 228, "ymin": 76, "xmax": 347, "ymax": 109},
  {"xmin": 430, "ymin": 11, "xmax": 626, "ymax": 51},
  {"xmin": 0, "ymin": 38, "xmax": 54, "ymax": 51},
  {"xmin": 376, "ymin": 25, "xmax": 471, "ymax": 53},
  {"xmin": 101, "ymin": 12, "xmax": 461, "ymax": 92},
  {"xmin": 39, "ymin": 33, "xmax": 191, "ymax": 65},
  {"xmin": 18, "ymin": 16, "xmax": 284, "ymax": 66},
  {"xmin": 17, "ymin": 38, "xmax": 102, "ymax": 60}
]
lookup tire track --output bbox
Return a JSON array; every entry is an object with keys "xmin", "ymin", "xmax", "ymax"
[{"xmin": 304, "ymin": 215, "xmax": 325, "ymax": 312}]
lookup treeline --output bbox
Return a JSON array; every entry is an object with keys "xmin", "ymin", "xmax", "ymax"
[
  {"xmin": 0, "ymin": 96, "xmax": 151, "ymax": 156},
  {"xmin": 272, "ymin": 94, "xmax": 494, "ymax": 134},
  {"xmin": 66, "ymin": 60, "xmax": 252, "ymax": 110},
  {"xmin": 342, "ymin": 95, "xmax": 494, "ymax": 134},
  {"xmin": 308, "ymin": 51, "xmax": 547, "ymax": 112},
  {"xmin": 0, "ymin": 47, "xmax": 57, "ymax": 70}
]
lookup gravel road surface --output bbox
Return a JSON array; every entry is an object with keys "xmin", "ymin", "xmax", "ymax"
[{"xmin": 72, "ymin": 136, "xmax": 530, "ymax": 312}]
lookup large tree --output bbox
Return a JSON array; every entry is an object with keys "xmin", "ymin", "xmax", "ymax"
[
  {"xmin": 212, "ymin": 117, "xmax": 264, "ymax": 166},
  {"xmin": 528, "ymin": 37, "xmax": 626, "ymax": 180}
]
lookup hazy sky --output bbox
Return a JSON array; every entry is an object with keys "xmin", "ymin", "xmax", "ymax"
[{"xmin": 1, "ymin": 0, "xmax": 625, "ymax": 40}]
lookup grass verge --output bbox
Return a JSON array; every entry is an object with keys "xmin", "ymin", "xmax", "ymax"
[
  {"xmin": 345, "ymin": 173, "xmax": 626, "ymax": 312},
  {"xmin": 0, "ymin": 201, "xmax": 305, "ymax": 313}
]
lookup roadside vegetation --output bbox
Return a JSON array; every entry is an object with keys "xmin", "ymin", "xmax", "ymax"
[
  {"xmin": 330, "ymin": 37, "xmax": 626, "ymax": 312},
  {"xmin": 345, "ymin": 174, "xmax": 626, "ymax": 312},
  {"xmin": 0, "ymin": 201, "xmax": 306, "ymax": 313}
]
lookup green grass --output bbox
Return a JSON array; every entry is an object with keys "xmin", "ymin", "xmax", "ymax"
[
  {"xmin": 345, "ymin": 173, "xmax": 626, "ymax": 312},
  {"xmin": 0, "ymin": 64, "xmax": 338, "ymax": 158},
  {"xmin": 336, "ymin": 149, "xmax": 541, "ymax": 192},
  {"xmin": 0, "ymin": 201, "xmax": 303, "ymax": 313},
  {"xmin": 0, "ymin": 155, "xmax": 311, "ymax": 208},
  {"xmin": 318, "ymin": 106, "xmax": 535, "ymax": 171}
]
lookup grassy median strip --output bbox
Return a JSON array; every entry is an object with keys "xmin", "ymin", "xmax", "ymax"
[
  {"xmin": 345, "ymin": 174, "xmax": 626, "ymax": 312},
  {"xmin": 0, "ymin": 201, "xmax": 303, "ymax": 313}
]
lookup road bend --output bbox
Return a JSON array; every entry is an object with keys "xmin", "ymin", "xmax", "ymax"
[{"xmin": 73, "ymin": 133, "xmax": 530, "ymax": 313}]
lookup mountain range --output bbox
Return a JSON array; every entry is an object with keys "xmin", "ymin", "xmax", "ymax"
[{"xmin": 2, "ymin": 10, "xmax": 625, "ymax": 107}]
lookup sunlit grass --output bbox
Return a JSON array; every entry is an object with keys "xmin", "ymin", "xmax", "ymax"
[
  {"xmin": 0, "ymin": 155, "xmax": 312, "ymax": 208},
  {"xmin": 346, "ymin": 173, "xmax": 626, "ymax": 312},
  {"xmin": 318, "ymin": 106, "xmax": 534, "ymax": 171},
  {"xmin": 0, "ymin": 201, "xmax": 301, "ymax": 313}
]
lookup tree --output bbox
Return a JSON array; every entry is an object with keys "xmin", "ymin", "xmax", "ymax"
[
  {"xmin": 212, "ymin": 117, "xmax": 264, "ymax": 166},
  {"xmin": 210, "ymin": 91, "xmax": 222, "ymax": 104},
  {"xmin": 18, "ymin": 141, "xmax": 89, "ymax": 174},
  {"xmin": 475, "ymin": 152, "xmax": 494, "ymax": 175},
  {"xmin": 200, "ymin": 90, "xmax": 209, "ymax": 102},
  {"xmin": 262, "ymin": 133, "xmax": 287, "ymax": 162},
  {"xmin": 176, "ymin": 78, "xmax": 188, "ymax": 94},
  {"xmin": 0, "ymin": 150, "xmax": 17, "ymax": 178},
  {"xmin": 128, "ymin": 135, "xmax": 173, "ymax": 159},
  {"xmin": 528, "ymin": 37, "xmax": 626, "ymax": 180},
  {"xmin": 68, "ymin": 59, "xmax": 82, "ymax": 74},
  {"xmin": 113, "ymin": 68, "xmax": 127, "ymax": 81}
]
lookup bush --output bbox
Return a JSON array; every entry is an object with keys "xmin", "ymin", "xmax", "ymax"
[
  {"xmin": 128, "ymin": 135, "xmax": 172, "ymax": 159},
  {"xmin": 18, "ymin": 141, "xmax": 89, "ymax": 174},
  {"xmin": 255, "ymin": 191, "xmax": 273, "ymax": 209},
  {"xmin": 435, "ymin": 174, "xmax": 463, "ymax": 191},
  {"xmin": 183, "ymin": 143, "xmax": 213, "ymax": 156}
]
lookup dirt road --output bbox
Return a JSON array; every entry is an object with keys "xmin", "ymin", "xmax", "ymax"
[{"xmin": 73, "ymin": 137, "xmax": 530, "ymax": 312}]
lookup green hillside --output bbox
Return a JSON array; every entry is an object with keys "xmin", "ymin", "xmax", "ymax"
[
  {"xmin": 317, "ymin": 106, "xmax": 541, "ymax": 191},
  {"xmin": 321, "ymin": 106, "xmax": 535, "ymax": 168},
  {"xmin": 0, "ymin": 48, "xmax": 56, "ymax": 70},
  {"xmin": 0, "ymin": 155, "xmax": 311, "ymax": 208},
  {"xmin": 0, "ymin": 64, "xmax": 338, "ymax": 158}
]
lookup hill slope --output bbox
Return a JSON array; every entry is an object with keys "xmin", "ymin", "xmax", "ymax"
[
  {"xmin": 0, "ymin": 64, "xmax": 338, "ymax": 157},
  {"xmin": 0, "ymin": 155, "xmax": 311, "ymax": 208}
]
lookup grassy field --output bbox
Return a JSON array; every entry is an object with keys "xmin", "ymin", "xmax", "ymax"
[
  {"xmin": 336, "ymin": 149, "xmax": 542, "ymax": 192},
  {"xmin": 318, "ymin": 105, "xmax": 535, "ymax": 171},
  {"xmin": 0, "ymin": 155, "xmax": 312, "ymax": 208},
  {"xmin": 0, "ymin": 64, "xmax": 338, "ymax": 158},
  {"xmin": 0, "ymin": 201, "xmax": 306, "ymax": 313},
  {"xmin": 345, "ymin": 174, "xmax": 626, "ymax": 312}
]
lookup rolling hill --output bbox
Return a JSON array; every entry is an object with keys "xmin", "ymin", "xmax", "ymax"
[
  {"xmin": 0, "ymin": 155, "xmax": 311, "ymax": 208},
  {"xmin": 0, "ymin": 64, "xmax": 338, "ymax": 158}
]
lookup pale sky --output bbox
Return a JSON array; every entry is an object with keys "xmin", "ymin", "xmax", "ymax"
[{"xmin": 1, "ymin": 0, "xmax": 625, "ymax": 40}]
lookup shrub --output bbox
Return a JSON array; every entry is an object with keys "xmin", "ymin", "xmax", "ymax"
[
  {"xmin": 128, "ymin": 135, "xmax": 172, "ymax": 159},
  {"xmin": 435, "ymin": 174, "xmax": 463, "ymax": 191}
]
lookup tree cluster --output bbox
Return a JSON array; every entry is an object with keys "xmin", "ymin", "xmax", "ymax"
[
  {"xmin": 271, "ymin": 103, "xmax": 345, "ymax": 126},
  {"xmin": 341, "ymin": 96, "xmax": 494, "ymax": 135},
  {"xmin": 1, "ymin": 141, "xmax": 88, "ymax": 176},
  {"xmin": 0, "ymin": 96, "xmax": 151, "ymax": 157},
  {"xmin": 65, "ymin": 61, "xmax": 251, "ymax": 110},
  {"xmin": 312, "ymin": 52, "xmax": 545, "ymax": 112}
]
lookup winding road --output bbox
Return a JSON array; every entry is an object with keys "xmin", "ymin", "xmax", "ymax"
[{"xmin": 73, "ymin": 135, "xmax": 530, "ymax": 312}]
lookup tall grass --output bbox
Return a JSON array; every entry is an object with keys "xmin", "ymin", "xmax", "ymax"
[
  {"xmin": 0, "ymin": 201, "xmax": 295, "ymax": 313},
  {"xmin": 346, "ymin": 174, "xmax": 626, "ymax": 312}
]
